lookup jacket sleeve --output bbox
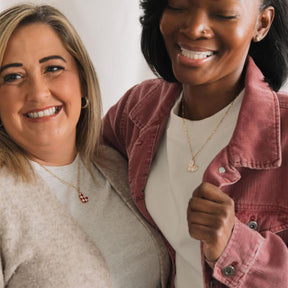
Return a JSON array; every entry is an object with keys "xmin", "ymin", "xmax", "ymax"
[
  {"xmin": 102, "ymin": 85, "xmax": 136, "ymax": 158},
  {"xmin": 210, "ymin": 217, "xmax": 288, "ymax": 287}
]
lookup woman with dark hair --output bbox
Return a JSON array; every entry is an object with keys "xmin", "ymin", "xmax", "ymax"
[{"xmin": 103, "ymin": 0, "xmax": 288, "ymax": 287}]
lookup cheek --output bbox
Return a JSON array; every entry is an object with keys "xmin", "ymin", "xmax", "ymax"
[
  {"xmin": 51, "ymin": 72, "xmax": 82, "ymax": 102},
  {"xmin": 159, "ymin": 13, "xmax": 177, "ymax": 39},
  {"xmin": 219, "ymin": 24, "xmax": 255, "ymax": 53},
  {"xmin": 0, "ymin": 88, "xmax": 23, "ymax": 117}
]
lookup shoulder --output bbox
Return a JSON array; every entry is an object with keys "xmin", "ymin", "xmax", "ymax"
[
  {"xmin": 0, "ymin": 167, "xmax": 41, "ymax": 198},
  {"xmin": 112, "ymin": 78, "xmax": 181, "ymax": 119},
  {"xmin": 0, "ymin": 166, "xmax": 18, "ymax": 187},
  {"xmin": 94, "ymin": 145, "xmax": 129, "ymax": 194},
  {"xmin": 0, "ymin": 167, "xmax": 54, "ymax": 217},
  {"xmin": 276, "ymin": 90, "xmax": 288, "ymax": 147},
  {"xmin": 104, "ymin": 78, "xmax": 178, "ymax": 125},
  {"xmin": 277, "ymin": 90, "xmax": 288, "ymax": 110},
  {"xmin": 129, "ymin": 78, "xmax": 178, "ymax": 95},
  {"xmin": 125, "ymin": 78, "xmax": 181, "ymax": 106},
  {"xmin": 96, "ymin": 145, "xmax": 128, "ymax": 171},
  {"xmin": 103, "ymin": 79, "xmax": 181, "ymax": 149},
  {"xmin": 118, "ymin": 78, "xmax": 181, "ymax": 127}
]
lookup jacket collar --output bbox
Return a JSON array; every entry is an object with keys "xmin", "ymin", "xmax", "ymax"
[
  {"xmin": 129, "ymin": 57, "xmax": 281, "ymax": 170},
  {"xmin": 227, "ymin": 57, "xmax": 281, "ymax": 169}
]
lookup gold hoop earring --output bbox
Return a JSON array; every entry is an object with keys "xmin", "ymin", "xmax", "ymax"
[{"xmin": 81, "ymin": 97, "xmax": 89, "ymax": 109}]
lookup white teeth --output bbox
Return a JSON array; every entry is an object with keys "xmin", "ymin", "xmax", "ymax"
[
  {"xmin": 181, "ymin": 48, "xmax": 214, "ymax": 60},
  {"xmin": 26, "ymin": 106, "xmax": 59, "ymax": 119}
]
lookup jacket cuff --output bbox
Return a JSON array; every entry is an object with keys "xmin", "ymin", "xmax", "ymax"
[{"xmin": 209, "ymin": 217, "xmax": 264, "ymax": 287}]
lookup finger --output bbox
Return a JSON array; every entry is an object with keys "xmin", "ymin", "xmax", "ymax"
[
  {"xmin": 187, "ymin": 222, "xmax": 222, "ymax": 244},
  {"xmin": 187, "ymin": 211, "xmax": 224, "ymax": 229},
  {"xmin": 187, "ymin": 197, "xmax": 225, "ymax": 215},
  {"xmin": 193, "ymin": 182, "xmax": 232, "ymax": 204}
]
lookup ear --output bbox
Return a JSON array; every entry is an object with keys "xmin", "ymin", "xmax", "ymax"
[{"xmin": 253, "ymin": 6, "xmax": 275, "ymax": 42}]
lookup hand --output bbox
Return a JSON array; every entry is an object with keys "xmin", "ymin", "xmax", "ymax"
[{"xmin": 187, "ymin": 182, "xmax": 235, "ymax": 262}]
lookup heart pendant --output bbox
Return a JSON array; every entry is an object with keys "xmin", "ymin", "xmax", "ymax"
[
  {"xmin": 187, "ymin": 160, "xmax": 199, "ymax": 173},
  {"xmin": 79, "ymin": 193, "xmax": 89, "ymax": 203}
]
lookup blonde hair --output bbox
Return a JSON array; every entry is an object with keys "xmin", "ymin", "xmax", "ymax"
[{"xmin": 0, "ymin": 4, "xmax": 102, "ymax": 181}]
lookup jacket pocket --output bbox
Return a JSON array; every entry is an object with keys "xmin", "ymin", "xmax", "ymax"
[{"xmin": 236, "ymin": 205, "xmax": 288, "ymax": 244}]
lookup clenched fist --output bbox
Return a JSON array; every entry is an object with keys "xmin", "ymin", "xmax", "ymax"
[{"xmin": 187, "ymin": 182, "xmax": 235, "ymax": 262}]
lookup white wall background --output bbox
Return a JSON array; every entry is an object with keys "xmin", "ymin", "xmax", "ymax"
[
  {"xmin": 0, "ymin": 0, "xmax": 287, "ymax": 114},
  {"xmin": 0, "ymin": 0, "xmax": 154, "ymax": 113}
]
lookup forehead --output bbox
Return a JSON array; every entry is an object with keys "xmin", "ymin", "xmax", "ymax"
[
  {"xmin": 167, "ymin": 0, "xmax": 260, "ymax": 12},
  {"xmin": 169, "ymin": 0, "xmax": 258, "ymax": 5},
  {"xmin": 3, "ymin": 23, "xmax": 69, "ymax": 63},
  {"xmin": 8, "ymin": 23, "xmax": 63, "ymax": 48}
]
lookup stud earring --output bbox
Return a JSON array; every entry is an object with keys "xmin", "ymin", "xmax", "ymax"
[
  {"xmin": 202, "ymin": 30, "xmax": 207, "ymax": 36},
  {"xmin": 254, "ymin": 35, "xmax": 262, "ymax": 42},
  {"xmin": 81, "ymin": 97, "xmax": 89, "ymax": 109}
]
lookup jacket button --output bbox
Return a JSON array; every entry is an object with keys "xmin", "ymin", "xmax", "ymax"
[
  {"xmin": 222, "ymin": 265, "xmax": 235, "ymax": 277},
  {"xmin": 218, "ymin": 167, "xmax": 226, "ymax": 174},
  {"xmin": 247, "ymin": 221, "xmax": 258, "ymax": 231}
]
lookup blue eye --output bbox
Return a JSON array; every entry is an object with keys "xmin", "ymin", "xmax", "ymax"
[
  {"xmin": 3, "ymin": 73, "xmax": 22, "ymax": 83},
  {"xmin": 46, "ymin": 66, "xmax": 64, "ymax": 73}
]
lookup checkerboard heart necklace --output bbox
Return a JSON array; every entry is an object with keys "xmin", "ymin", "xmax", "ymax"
[
  {"xmin": 38, "ymin": 156, "xmax": 88, "ymax": 203},
  {"xmin": 181, "ymin": 97, "xmax": 235, "ymax": 173}
]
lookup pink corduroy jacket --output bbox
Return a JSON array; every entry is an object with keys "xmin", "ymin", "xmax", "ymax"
[{"xmin": 102, "ymin": 58, "xmax": 288, "ymax": 288}]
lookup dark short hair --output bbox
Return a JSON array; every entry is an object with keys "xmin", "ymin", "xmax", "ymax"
[{"xmin": 140, "ymin": 0, "xmax": 288, "ymax": 92}]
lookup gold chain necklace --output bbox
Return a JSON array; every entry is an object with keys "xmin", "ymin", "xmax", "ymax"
[
  {"xmin": 181, "ymin": 98, "xmax": 235, "ymax": 172},
  {"xmin": 38, "ymin": 156, "xmax": 89, "ymax": 203}
]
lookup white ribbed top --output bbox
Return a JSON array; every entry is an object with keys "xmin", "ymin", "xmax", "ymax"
[{"xmin": 145, "ymin": 90, "xmax": 244, "ymax": 287}]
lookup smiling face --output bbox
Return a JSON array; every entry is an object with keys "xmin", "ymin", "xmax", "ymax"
[
  {"xmin": 0, "ymin": 23, "xmax": 82, "ymax": 163},
  {"xmin": 160, "ymin": 0, "xmax": 264, "ymax": 88}
]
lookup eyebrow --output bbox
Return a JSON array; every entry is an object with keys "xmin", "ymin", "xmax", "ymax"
[
  {"xmin": 0, "ymin": 63, "xmax": 22, "ymax": 73},
  {"xmin": 39, "ymin": 55, "xmax": 67, "ymax": 64},
  {"xmin": 212, "ymin": 0, "xmax": 242, "ymax": 2},
  {"xmin": 0, "ymin": 55, "xmax": 67, "ymax": 74}
]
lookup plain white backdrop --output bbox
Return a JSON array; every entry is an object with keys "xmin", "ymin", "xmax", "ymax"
[
  {"xmin": 0, "ymin": 0, "xmax": 154, "ymax": 113},
  {"xmin": 0, "ymin": 0, "xmax": 287, "ymax": 114}
]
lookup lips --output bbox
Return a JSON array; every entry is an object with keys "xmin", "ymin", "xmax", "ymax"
[
  {"xmin": 25, "ymin": 106, "xmax": 62, "ymax": 119},
  {"xmin": 180, "ymin": 47, "xmax": 214, "ymax": 60}
]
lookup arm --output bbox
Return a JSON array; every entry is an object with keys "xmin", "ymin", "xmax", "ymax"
[
  {"xmin": 187, "ymin": 182, "xmax": 288, "ymax": 287},
  {"xmin": 211, "ymin": 217, "xmax": 288, "ymax": 287},
  {"xmin": 102, "ymin": 89, "xmax": 131, "ymax": 157}
]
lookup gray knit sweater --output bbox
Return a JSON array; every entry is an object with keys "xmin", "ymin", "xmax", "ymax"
[{"xmin": 0, "ymin": 146, "xmax": 170, "ymax": 288}]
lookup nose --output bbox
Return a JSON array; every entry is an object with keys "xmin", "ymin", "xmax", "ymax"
[
  {"xmin": 179, "ymin": 9, "xmax": 212, "ymax": 39},
  {"xmin": 26, "ymin": 74, "xmax": 51, "ymax": 101}
]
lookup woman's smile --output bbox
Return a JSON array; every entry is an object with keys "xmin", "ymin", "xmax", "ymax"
[
  {"xmin": 177, "ymin": 44, "xmax": 216, "ymax": 67},
  {"xmin": 180, "ymin": 47, "xmax": 214, "ymax": 60},
  {"xmin": 24, "ymin": 105, "xmax": 63, "ymax": 120}
]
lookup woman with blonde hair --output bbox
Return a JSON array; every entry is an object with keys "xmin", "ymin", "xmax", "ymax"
[{"xmin": 0, "ymin": 4, "xmax": 170, "ymax": 288}]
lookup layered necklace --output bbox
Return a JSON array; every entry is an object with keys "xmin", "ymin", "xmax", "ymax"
[
  {"xmin": 181, "ymin": 97, "xmax": 235, "ymax": 173},
  {"xmin": 38, "ymin": 156, "xmax": 89, "ymax": 204}
]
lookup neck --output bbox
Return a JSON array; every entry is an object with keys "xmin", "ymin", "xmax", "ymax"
[
  {"xmin": 182, "ymin": 76, "xmax": 244, "ymax": 120},
  {"xmin": 28, "ymin": 145, "xmax": 78, "ymax": 166}
]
